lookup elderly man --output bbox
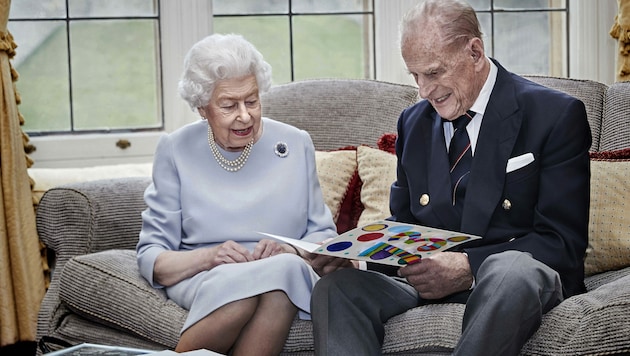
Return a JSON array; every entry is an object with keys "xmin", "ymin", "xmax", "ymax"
[{"xmin": 309, "ymin": 1, "xmax": 591, "ymax": 355}]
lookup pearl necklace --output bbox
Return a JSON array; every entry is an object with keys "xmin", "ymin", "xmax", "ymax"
[{"xmin": 207, "ymin": 125, "xmax": 254, "ymax": 172}]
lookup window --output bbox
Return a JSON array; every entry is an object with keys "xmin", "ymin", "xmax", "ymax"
[
  {"xmin": 212, "ymin": 0, "xmax": 375, "ymax": 84},
  {"xmin": 9, "ymin": 0, "xmax": 162, "ymax": 134},
  {"xmin": 471, "ymin": 0, "xmax": 568, "ymax": 77},
  {"xmin": 6, "ymin": 0, "xmax": 615, "ymax": 167}
]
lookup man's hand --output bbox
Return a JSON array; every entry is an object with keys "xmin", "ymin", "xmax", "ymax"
[
  {"xmin": 306, "ymin": 253, "xmax": 356, "ymax": 276},
  {"xmin": 397, "ymin": 252, "xmax": 473, "ymax": 299}
]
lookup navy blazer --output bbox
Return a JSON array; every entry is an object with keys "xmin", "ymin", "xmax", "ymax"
[{"xmin": 389, "ymin": 60, "xmax": 591, "ymax": 297}]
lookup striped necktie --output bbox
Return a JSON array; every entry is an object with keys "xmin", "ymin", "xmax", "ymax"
[{"xmin": 448, "ymin": 110, "xmax": 474, "ymax": 213}]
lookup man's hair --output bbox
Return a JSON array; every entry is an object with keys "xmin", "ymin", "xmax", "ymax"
[
  {"xmin": 178, "ymin": 33, "xmax": 273, "ymax": 111},
  {"xmin": 400, "ymin": 0, "xmax": 483, "ymax": 51}
]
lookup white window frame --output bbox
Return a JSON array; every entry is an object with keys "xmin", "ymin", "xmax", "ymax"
[{"xmin": 27, "ymin": 0, "xmax": 617, "ymax": 168}]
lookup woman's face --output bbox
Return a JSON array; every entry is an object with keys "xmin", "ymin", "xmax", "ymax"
[{"xmin": 200, "ymin": 74, "xmax": 262, "ymax": 152}]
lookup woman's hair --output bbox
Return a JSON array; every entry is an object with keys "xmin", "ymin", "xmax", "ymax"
[
  {"xmin": 400, "ymin": 0, "xmax": 483, "ymax": 52},
  {"xmin": 178, "ymin": 33, "xmax": 273, "ymax": 110}
]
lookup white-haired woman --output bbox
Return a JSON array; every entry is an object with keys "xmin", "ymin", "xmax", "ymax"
[{"xmin": 136, "ymin": 34, "xmax": 337, "ymax": 355}]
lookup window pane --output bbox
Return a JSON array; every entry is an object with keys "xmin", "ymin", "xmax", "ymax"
[
  {"xmin": 477, "ymin": 13, "xmax": 493, "ymax": 56},
  {"xmin": 68, "ymin": 0, "xmax": 157, "ymax": 18},
  {"xmin": 69, "ymin": 20, "xmax": 161, "ymax": 131},
  {"xmin": 214, "ymin": 16, "xmax": 292, "ymax": 84},
  {"xmin": 494, "ymin": 0, "xmax": 566, "ymax": 10},
  {"xmin": 493, "ymin": 12, "xmax": 567, "ymax": 76},
  {"xmin": 293, "ymin": 14, "xmax": 373, "ymax": 80},
  {"xmin": 468, "ymin": 0, "xmax": 491, "ymax": 11},
  {"xmin": 212, "ymin": 0, "xmax": 288, "ymax": 15},
  {"xmin": 10, "ymin": 21, "xmax": 71, "ymax": 132},
  {"xmin": 9, "ymin": 0, "xmax": 66, "ymax": 19},
  {"xmin": 292, "ymin": 0, "xmax": 372, "ymax": 13}
]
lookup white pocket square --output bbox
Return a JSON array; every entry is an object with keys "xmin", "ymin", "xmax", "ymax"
[{"xmin": 506, "ymin": 153, "xmax": 535, "ymax": 173}]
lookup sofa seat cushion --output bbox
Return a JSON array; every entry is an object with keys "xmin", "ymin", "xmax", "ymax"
[
  {"xmin": 282, "ymin": 303, "xmax": 465, "ymax": 354},
  {"xmin": 59, "ymin": 250, "xmax": 185, "ymax": 348},
  {"xmin": 522, "ymin": 270, "xmax": 630, "ymax": 355},
  {"xmin": 59, "ymin": 249, "xmax": 466, "ymax": 354}
]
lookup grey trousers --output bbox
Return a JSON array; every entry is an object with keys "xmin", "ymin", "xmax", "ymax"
[{"xmin": 311, "ymin": 250, "xmax": 563, "ymax": 356}]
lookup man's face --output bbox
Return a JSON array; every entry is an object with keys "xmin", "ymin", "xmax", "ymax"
[{"xmin": 402, "ymin": 28, "xmax": 483, "ymax": 121}]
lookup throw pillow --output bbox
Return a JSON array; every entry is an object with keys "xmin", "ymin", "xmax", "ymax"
[
  {"xmin": 584, "ymin": 150, "xmax": 630, "ymax": 275},
  {"xmin": 356, "ymin": 145, "xmax": 397, "ymax": 226},
  {"xmin": 315, "ymin": 149, "xmax": 358, "ymax": 226},
  {"xmin": 334, "ymin": 171, "xmax": 363, "ymax": 233},
  {"xmin": 377, "ymin": 132, "xmax": 397, "ymax": 154}
]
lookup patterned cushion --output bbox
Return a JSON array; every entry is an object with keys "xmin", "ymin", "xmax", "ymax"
[
  {"xmin": 585, "ymin": 149, "xmax": 630, "ymax": 275},
  {"xmin": 356, "ymin": 146, "xmax": 397, "ymax": 226}
]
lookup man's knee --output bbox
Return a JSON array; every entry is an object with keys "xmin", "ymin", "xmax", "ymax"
[
  {"xmin": 478, "ymin": 251, "xmax": 562, "ymax": 302},
  {"xmin": 313, "ymin": 268, "xmax": 363, "ymax": 301}
]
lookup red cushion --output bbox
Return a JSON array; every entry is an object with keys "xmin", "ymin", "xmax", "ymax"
[
  {"xmin": 589, "ymin": 147, "xmax": 630, "ymax": 160},
  {"xmin": 377, "ymin": 133, "xmax": 397, "ymax": 154}
]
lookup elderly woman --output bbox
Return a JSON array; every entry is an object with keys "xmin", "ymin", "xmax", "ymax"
[{"xmin": 136, "ymin": 34, "xmax": 337, "ymax": 355}]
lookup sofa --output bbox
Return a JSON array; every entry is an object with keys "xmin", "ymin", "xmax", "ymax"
[{"xmin": 34, "ymin": 77, "xmax": 630, "ymax": 355}]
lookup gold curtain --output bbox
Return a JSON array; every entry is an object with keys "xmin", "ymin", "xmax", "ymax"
[
  {"xmin": 611, "ymin": 0, "xmax": 630, "ymax": 82},
  {"xmin": 0, "ymin": 0, "xmax": 46, "ymax": 347}
]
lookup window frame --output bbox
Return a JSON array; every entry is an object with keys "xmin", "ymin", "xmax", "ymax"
[{"xmin": 26, "ymin": 0, "xmax": 211, "ymax": 168}]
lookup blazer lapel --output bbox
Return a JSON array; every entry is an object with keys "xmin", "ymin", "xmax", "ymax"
[{"xmin": 461, "ymin": 63, "xmax": 522, "ymax": 236}]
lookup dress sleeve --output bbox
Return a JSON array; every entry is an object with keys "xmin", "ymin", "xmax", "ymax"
[{"xmin": 136, "ymin": 133, "xmax": 183, "ymax": 288}]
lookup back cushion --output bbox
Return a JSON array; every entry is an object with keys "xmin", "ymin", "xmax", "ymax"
[{"xmin": 261, "ymin": 79, "xmax": 418, "ymax": 151}]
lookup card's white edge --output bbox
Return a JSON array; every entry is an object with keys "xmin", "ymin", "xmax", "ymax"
[{"xmin": 257, "ymin": 232, "xmax": 320, "ymax": 252}]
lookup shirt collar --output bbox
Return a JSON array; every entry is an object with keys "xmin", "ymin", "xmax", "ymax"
[{"xmin": 470, "ymin": 57, "xmax": 498, "ymax": 116}]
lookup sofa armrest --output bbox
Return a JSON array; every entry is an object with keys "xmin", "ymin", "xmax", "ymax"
[{"xmin": 36, "ymin": 177, "xmax": 151, "ymax": 270}]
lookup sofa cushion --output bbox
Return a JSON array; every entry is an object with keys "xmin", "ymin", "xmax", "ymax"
[
  {"xmin": 59, "ymin": 250, "xmax": 185, "ymax": 347},
  {"xmin": 261, "ymin": 79, "xmax": 418, "ymax": 151},
  {"xmin": 356, "ymin": 146, "xmax": 397, "ymax": 226},
  {"xmin": 522, "ymin": 272, "xmax": 630, "ymax": 355},
  {"xmin": 599, "ymin": 82, "xmax": 630, "ymax": 151},
  {"xmin": 584, "ymin": 151, "xmax": 630, "ymax": 275}
]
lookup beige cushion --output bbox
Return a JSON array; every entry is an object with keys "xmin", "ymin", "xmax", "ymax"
[
  {"xmin": 356, "ymin": 146, "xmax": 397, "ymax": 226},
  {"xmin": 315, "ymin": 150, "xmax": 357, "ymax": 222},
  {"xmin": 584, "ymin": 159, "xmax": 630, "ymax": 275}
]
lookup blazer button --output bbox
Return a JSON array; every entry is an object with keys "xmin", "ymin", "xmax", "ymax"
[
  {"xmin": 419, "ymin": 194, "xmax": 430, "ymax": 206},
  {"xmin": 502, "ymin": 199, "xmax": 512, "ymax": 210}
]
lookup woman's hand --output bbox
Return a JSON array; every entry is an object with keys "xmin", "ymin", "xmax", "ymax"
[
  {"xmin": 211, "ymin": 240, "xmax": 255, "ymax": 265},
  {"xmin": 153, "ymin": 240, "xmax": 253, "ymax": 287},
  {"xmin": 252, "ymin": 239, "xmax": 290, "ymax": 260}
]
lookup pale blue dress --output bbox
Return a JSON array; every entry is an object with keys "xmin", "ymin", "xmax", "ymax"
[{"xmin": 136, "ymin": 117, "xmax": 337, "ymax": 333}]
